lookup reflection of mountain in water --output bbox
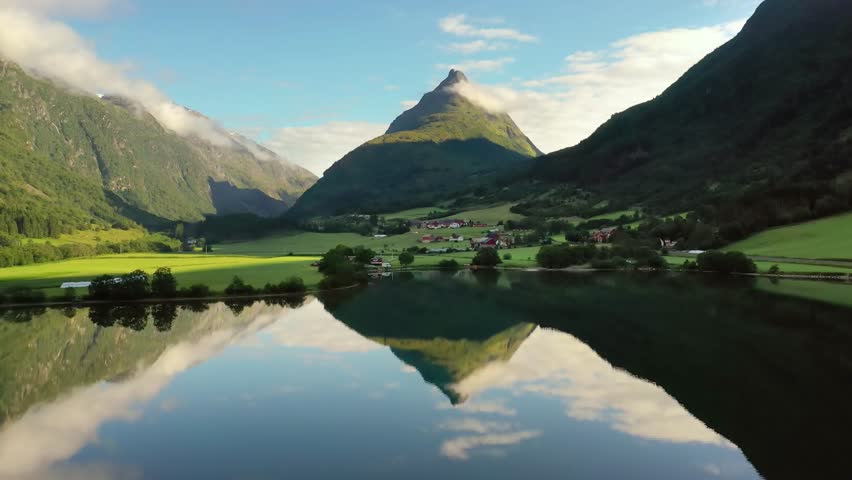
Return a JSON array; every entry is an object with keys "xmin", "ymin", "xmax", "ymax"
[
  {"xmin": 320, "ymin": 280, "xmax": 535, "ymax": 403},
  {"xmin": 0, "ymin": 301, "xmax": 283, "ymax": 426},
  {"xmin": 376, "ymin": 323, "xmax": 534, "ymax": 404},
  {"xmin": 324, "ymin": 271, "xmax": 852, "ymax": 480}
]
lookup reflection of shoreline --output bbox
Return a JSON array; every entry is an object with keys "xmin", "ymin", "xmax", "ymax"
[{"xmin": 0, "ymin": 303, "xmax": 280, "ymax": 480}]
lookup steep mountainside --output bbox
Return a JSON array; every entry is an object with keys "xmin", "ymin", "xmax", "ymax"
[
  {"xmin": 288, "ymin": 70, "xmax": 540, "ymax": 217},
  {"xmin": 531, "ymin": 0, "xmax": 852, "ymax": 215},
  {"xmin": 0, "ymin": 59, "xmax": 316, "ymax": 236}
]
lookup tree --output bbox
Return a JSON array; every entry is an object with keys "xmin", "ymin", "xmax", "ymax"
[
  {"xmin": 225, "ymin": 276, "xmax": 255, "ymax": 295},
  {"xmin": 399, "ymin": 251, "xmax": 414, "ymax": 267},
  {"xmin": 175, "ymin": 223, "xmax": 185, "ymax": 240},
  {"xmin": 472, "ymin": 248, "xmax": 502, "ymax": 267},
  {"xmin": 151, "ymin": 267, "xmax": 178, "ymax": 298}
]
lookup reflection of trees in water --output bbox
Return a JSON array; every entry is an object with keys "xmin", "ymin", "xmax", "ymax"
[
  {"xmin": 263, "ymin": 295, "xmax": 307, "ymax": 309},
  {"xmin": 181, "ymin": 302, "xmax": 210, "ymax": 313},
  {"xmin": 225, "ymin": 299, "xmax": 255, "ymax": 315},
  {"xmin": 1, "ymin": 307, "xmax": 47, "ymax": 323},
  {"xmin": 87, "ymin": 304, "xmax": 149, "ymax": 330},
  {"xmin": 152, "ymin": 304, "xmax": 178, "ymax": 332},
  {"xmin": 88, "ymin": 304, "xmax": 115, "ymax": 327},
  {"xmin": 61, "ymin": 306, "xmax": 77, "ymax": 319},
  {"xmin": 112, "ymin": 305, "xmax": 149, "ymax": 331},
  {"xmin": 472, "ymin": 269, "xmax": 500, "ymax": 287}
]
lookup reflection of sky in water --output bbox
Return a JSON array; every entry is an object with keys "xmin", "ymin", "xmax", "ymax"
[{"xmin": 0, "ymin": 300, "xmax": 760, "ymax": 480}]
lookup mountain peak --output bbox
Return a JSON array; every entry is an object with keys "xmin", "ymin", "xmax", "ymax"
[{"xmin": 437, "ymin": 69, "xmax": 468, "ymax": 90}]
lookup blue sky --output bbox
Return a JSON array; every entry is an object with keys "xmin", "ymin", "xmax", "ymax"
[{"xmin": 0, "ymin": 0, "xmax": 761, "ymax": 174}]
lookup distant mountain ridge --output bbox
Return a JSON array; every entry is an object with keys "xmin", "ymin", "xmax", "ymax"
[
  {"xmin": 0, "ymin": 58, "xmax": 316, "ymax": 236},
  {"xmin": 288, "ymin": 70, "xmax": 541, "ymax": 217},
  {"xmin": 529, "ymin": 0, "xmax": 852, "ymax": 215}
]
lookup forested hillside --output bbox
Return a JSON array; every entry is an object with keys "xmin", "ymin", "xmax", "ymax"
[
  {"xmin": 523, "ymin": 0, "xmax": 852, "ymax": 243},
  {"xmin": 0, "ymin": 59, "xmax": 315, "ymax": 238}
]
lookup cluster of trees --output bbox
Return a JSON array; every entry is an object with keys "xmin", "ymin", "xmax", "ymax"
[
  {"xmin": 300, "ymin": 215, "xmax": 411, "ymax": 237},
  {"xmin": 694, "ymin": 251, "xmax": 757, "ymax": 274},
  {"xmin": 317, "ymin": 245, "xmax": 376, "ymax": 289},
  {"xmin": 537, "ymin": 244, "xmax": 667, "ymax": 270},
  {"xmin": 0, "ymin": 233, "xmax": 180, "ymax": 268},
  {"xmin": 471, "ymin": 248, "xmax": 502, "ymax": 267},
  {"xmin": 223, "ymin": 276, "xmax": 307, "ymax": 296}
]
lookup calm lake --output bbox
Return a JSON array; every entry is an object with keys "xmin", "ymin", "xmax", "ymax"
[{"xmin": 2, "ymin": 272, "xmax": 851, "ymax": 480}]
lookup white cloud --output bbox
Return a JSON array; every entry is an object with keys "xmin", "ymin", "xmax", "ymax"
[
  {"xmin": 0, "ymin": 0, "xmax": 120, "ymax": 17},
  {"xmin": 265, "ymin": 121, "xmax": 386, "ymax": 177},
  {"xmin": 400, "ymin": 100, "xmax": 418, "ymax": 110},
  {"xmin": 384, "ymin": 84, "xmax": 400, "ymax": 91},
  {"xmin": 0, "ymin": 8, "xmax": 272, "ymax": 157},
  {"xmin": 260, "ymin": 299, "xmax": 384, "ymax": 352},
  {"xmin": 439, "ymin": 14, "xmax": 536, "ymax": 42},
  {"xmin": 437, "ymin": 57, "xmax": 515, "ymax": 73},
  {"xmin": 445, "ymin": 40, "xmax": 506, "ymax": 55},
  {"xmin": 446, "ymin": 20, "xmax": 745, "ymax": 153}
]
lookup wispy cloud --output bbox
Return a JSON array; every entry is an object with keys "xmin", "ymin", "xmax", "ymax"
[
  {"xmin": 265, "ymin": 121, "xmax": 387, "ymax": 176},
  {"xmin": 445, "ymin": 20, "xmax": 746, "ymax": 153},
  {"xmin": 445, "ymin": 39, "xmax": 507, "ymax": 55},
  {"xmin": 437, "ymin": 57, "xmax": 515, "ymax": 73},
  {"xmin": 0, "ymin": 0, "xmax": 124, "ymax": 17},
  {"xmin": 439, "ymin": 14, "xmax": 536, "ymax": 42},
  {"xmin": 0, "ymin": 7, "xmax": 248, "ymax": 151}
]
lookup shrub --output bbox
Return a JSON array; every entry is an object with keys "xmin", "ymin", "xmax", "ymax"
[
  {"xmin": 224, "ymin": 276, "xmax": 255, "ymax": 296},
  {"xmin": 503, "ymin": 253, "xmax": 512, "ymax": 261},
  {"xmin": 114, "ymin": 270, "xmax": 151, "ymax": 300},
  {"xmin": 697, "ymin": 251, "xmax": 757, "ymax": 274},
  {"xmin": 438, "ymin": 259, "xmax": 461, "ymax": 270},
  {"xmin": 263, "ymin": 277, "xmax": 307, "ymax": 294},
  {"xmin": 151, "ymin": 267, "xmax": 178, "ymax": 298},
  {"xmin": 398, "ymin": 251, "xmax": 415, "ymax": 267},
  {"xmin": 180, "ymin": 284, "xmax": 211, "ymax": 298},
  {"xmin": 5, "ymin": 287, "xmax": 47, "ymax": 304},
  {"xmin": 768, "ymin": 264, "xmax": 781, "ymax": 275},
  {"xmin": 472, "ymin": 248, "xmax": 502, "ymax": 267}
]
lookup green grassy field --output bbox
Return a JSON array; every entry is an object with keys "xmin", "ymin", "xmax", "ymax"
[
  {"xmin": 28, "ymin": 228, "xmax": 146, "ymax": 246},
  {"xmin": 588, "ymin": 209, "xmax": 638, "ymax": 222},
  {"xmin": 0, "ymin": 254, "xmax": 321, "ymax": 297},
  {"xmin": 380, "ymin": 206, "xmax": 446, "ymax": 220},
  {"xmin": 664, "ymin": 256, "xmax": 852, "ymax": 274},
  {"xmin": 437, "ymin": 203, "xmax": 523, "ymax": 224},
  {"xmin": 215, "ymin": 227, "xmax": 503, "ymax": 257},
  {"xmin": 725, "ymin": 212, "xmax": 852, "ymax": 260}
]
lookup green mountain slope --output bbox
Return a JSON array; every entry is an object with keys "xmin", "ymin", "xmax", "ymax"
[
  {"xmin": 288, "ymin": 70, "xmax": 540, "ymax": 217},
  {"xmin": 0, "ymin": 59, "xmax": 316, "ymax": 236},
  {"xmin": 531, "ymin": 0, "xmax": 852, "ymax": 215}
]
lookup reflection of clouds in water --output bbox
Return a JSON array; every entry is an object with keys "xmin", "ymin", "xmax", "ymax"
[
  {"xmin": 436, "ymin": 400, "xmax": 516, "ymax": 417},
  {"xmin": 440, "ymin": 429, "xmax": 541, "ymax": 460},
  {"xmin": 260, "ymin": 300, "xmax": 382, "ymax": 353},
  {"xmin": 453, "ymin": 328, "xmax": 731, "ymax": 446},
  {"xmin": 438, "ymin": 418, "xmax": 512, "ymax": 434},
  {"xmin": 0, "ymin": 310, "xmax": 274, "ymax": 480}
]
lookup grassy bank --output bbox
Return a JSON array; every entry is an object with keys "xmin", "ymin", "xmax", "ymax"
[
  {"xmin": 0, "ymin": 253, "xmax": 321, "ymax": 297},
  {"xmin": 725, "ymin": 212, "xmax": 852, "ymax": 260}
]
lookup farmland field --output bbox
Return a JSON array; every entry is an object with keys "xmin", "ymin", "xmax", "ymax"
[
  {"xmin": 663, "ymin": 256, "xmax": 852, "ymax": 274},
  {"xmin": 380, "ymin": 206, "xmax": 446, "ymax": 220},
  {"xmin": 725, "ymin": 212, "xmax": 852, "ymax": 260},
  {"xmin": 587, "ymin": 209, "xmax": 638, "ymax": 222},
  {"xmin": 436, "ymin": 203, "xmax": 524, "ymax": 224},
  {"xmin": 28, "ymin": 228, "xmax": 146, "ymax": 246},
  {"xmin": 0, "ymin": 254, "xmax": 321, "ymax": 297}
]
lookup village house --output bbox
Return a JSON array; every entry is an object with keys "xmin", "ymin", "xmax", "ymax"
[
  {"xmin": 659, "ymin": 238, "xmax": 678, "ymax": 248},
  {"xmin": 419, "ymin": 235, "xmax": 434, "ymax": 244},
  {"xmin": 591, "ymin": 227, "xmax": 618, "ymax": 243}
]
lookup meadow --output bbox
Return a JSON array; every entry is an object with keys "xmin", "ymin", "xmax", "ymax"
[
  {"xmin": 663, "ymin": 256, "xmax": 852, "ymax": 274},
  {"xmin": 28, "ymin": 228, "xmax": 146, "ymax": 246},
  {"xmin": 0, "ymin": 254, "xmax": 321, "ymax": 297},
  {"xmin": 725, "ymin": 212, "xmax": 852, "ymax": 260}
]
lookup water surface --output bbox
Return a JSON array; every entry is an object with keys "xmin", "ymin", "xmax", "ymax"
[{"xmin": 2, "ymin": 272, "xmax": 851, "ymax": 480}]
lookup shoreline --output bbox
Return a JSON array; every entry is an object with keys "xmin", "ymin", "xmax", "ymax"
[{"xmin": 2, "ymin": 267, "xmax": 850, "ymax": 310}]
